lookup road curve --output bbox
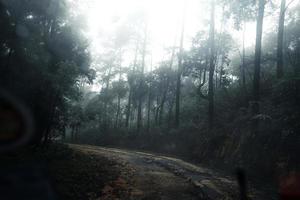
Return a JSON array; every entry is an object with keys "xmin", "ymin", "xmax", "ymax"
[{"xmin": 68, "ymin": 144, "xmax": 275, "ymax": 200}]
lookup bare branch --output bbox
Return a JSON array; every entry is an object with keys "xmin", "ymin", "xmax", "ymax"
[{"xmin": 285, "ymin": 0, "xmax": 298, "ymax": 12}]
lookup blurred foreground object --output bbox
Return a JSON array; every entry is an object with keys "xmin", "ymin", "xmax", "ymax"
[
  {"xmin": 280, "ymin": 172, "xmax": 300, "ymax": 200},
  {"xmin": 236, "ymin": 168, "xmax": 247, "ymax": 200},
  {"xmin": 0, "ymin": 90, "xmax": 57, "ymax": 199},
  {"xmin": 0, "ymin": 89, "xmax": 34, "ymax": 152},
  {"xmin": 0, "ymin": 165, "xmax": 57, "ymax": 200}
]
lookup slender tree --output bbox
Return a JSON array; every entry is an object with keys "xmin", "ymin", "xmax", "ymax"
[
  {"xmin": 159, "ymin": 37, "xmax": 177, "ymax": 126},
  {"xmin": 115, "ymin": 51, "xmax": 123, "ymax": 128},
  {"xmin": 146, "ymin": 55, "xmax": 153, "ymax": 131},
  {"xmin": 102, "ymin": 59, "xmax": 114, "ymax": 130},
  {"xmin": 126, "ymin": 41, "xmax": 139, "ymax": 128},
  {"xmin": 276, "ymin": 0, "xmax": 296, "ymax": 78},
  {"xmin": 252, "ymin": 0, "xmax": 265, "ymax": 116},
  {"xmin": 277, "ymin": 0, "xmax": 286, "ymax": 79},
  {"xmin": 175, "ymin": 2, "xmax": 186, "ymax": 127},
  {"xmin": 137, "ymin": 23, "xmax": 148, "ymax": 131},
  {"xmin": 242, "ymin": 22, "xmax": 247, "ymax": 90},
  {"xmin": 208, "ymin": 0, "xmax": 216, "ymax": 129},
  {"xmin": 228, "ymin": 0, "xmax": 256, "ymax": 92}
]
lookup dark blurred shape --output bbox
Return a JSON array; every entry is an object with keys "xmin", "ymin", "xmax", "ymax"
[
  {"xmin": 0, "ymin": 89, "xmax": 34, "ymax": 152},
  {"xmin": 236, "ymin": 168, "xmax": 247, "ymax": 200},
  {"xmin": 0, "ymin": 164, "xmax": 57, "ymax": 200},
  {"xmin": 279, "ymin": 172, "xmax": 300, "ymax": 200},
  {"xmin": 0, "ymin": 90, "xmax": 57, "ymax": 200}
]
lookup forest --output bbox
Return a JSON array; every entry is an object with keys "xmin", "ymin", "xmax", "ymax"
[{"xmin": 0, "ymin": 0, "xmax": 299, "ymax": 199}]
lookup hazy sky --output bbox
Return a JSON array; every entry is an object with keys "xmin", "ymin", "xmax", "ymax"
[
  {"xmin": 84, "ymin": 0, "xmax": 205, "ymax": 66},
  {"xmin": 69, "ymin": 0, "xmax": 287, "ymax": 91},
  {"xmin": 79, "ymin": 0, "xmax": 276, "ymax": 64}
]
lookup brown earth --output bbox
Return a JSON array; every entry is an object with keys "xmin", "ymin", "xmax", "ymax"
[{"xmin": 69, "ymin": 144, "xmax": 277, "ymax": 200}]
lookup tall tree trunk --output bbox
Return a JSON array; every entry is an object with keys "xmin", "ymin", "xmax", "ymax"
[
  {"xmin": 147, "ymin": 84, "xmax": 151, "ymax": 131},
  {"xmin": 208, "ymin": 0, "xmax": 215, "ymax": 129},
  {"xmin": 155, "ymin": 96, "xmax": 160, "ymax": 125},
  {"xmin": 125, "ymin": 90, "xmax": 132, "ymax": 127},
  {"xmin": 168, "ymin": 96, "xmax": 175, "ymax": 128},
  {"xmin": 175, "ymin": 3, "xmax": 186, "ymax": 128},
  {"xmin": 115, "ymin": 53, "xmax": 123, "ymax": 128},
  {"xmin": 159, "ymin": 91, "xmax": 167, "ymax": 125},
  {"xmin": 103, "ymin": 65, "xmax": 112, "ymax": 131},
  {"xmin": 202, "ymin": 65, "xmax": 207, "ymax": 85},
  {"xmin": 219, "ymin": 56, "xmax": 224, "ymax": 88},
  {"xmin": 160, "ymin": 37, "xmax": 177, "ymax": 126},
  {"xmin": 130, "ymin": 107, "xmax": 136, "ymax": 128},
  {"xmin": 277, "ymin": 0, "xmax": 286, "ymax": 79},
  {"xmin": 147, "ymin": 57, "xmax": 153, "ymax": 132},
  {"xmin": 137, "ymin": 24, "xmax": 148, "ymax": 132},
  {"xmin": 125, "ymin": 41, "xmax": 139, "ymax": 128},
  {"xmin": 137, "ymin": 90, "xmax": 143, "ymax": 131},
  {"xmin": 215, "ymin": 66, "xmax": 218, "ymax": 90},
  {"xmin": 115, "ymin": 95, "xmax": 121, "ymax": 128},
  {"xmin": 242, "ymin": 22, "xmax": 246, "ymax": 90},
  {"xmin": 252, "ymin": 0, "xmax": 265, "ymax": 116},
  {"xmin": 214, "ymin": 6, "xmax": 225, "ymax": 91}
]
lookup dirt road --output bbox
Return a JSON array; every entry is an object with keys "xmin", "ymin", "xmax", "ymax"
[{"xmin": 69, "ymin": 144, "xmax": 275, "ymax": 200}]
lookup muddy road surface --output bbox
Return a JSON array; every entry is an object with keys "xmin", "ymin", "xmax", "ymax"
[{"xmin": 69, "ymin": 144, "xmax": 276, "ymax": 200}]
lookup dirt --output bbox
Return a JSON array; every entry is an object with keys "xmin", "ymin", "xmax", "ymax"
[
  {"xmin": 69, "ymin": 144, "xmax": 277, "ymax": 200},
  {"xmin": 0, "ymin": 144, "xmax": 129, "ymax": 200},
  {"xmin": 1, "ymin": 143, "xmax": 276, "ymax": 200},
  {"xmin": 70, "ymin": 144, "xmax": 200, "ymax": 200}
]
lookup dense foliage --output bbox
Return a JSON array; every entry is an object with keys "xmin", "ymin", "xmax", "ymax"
[{"xmin": 0, "ymin": 0, "xmax": 94, "ymax": 144}]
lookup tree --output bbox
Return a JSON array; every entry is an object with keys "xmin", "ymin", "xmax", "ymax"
[
  {"xmin": 285, "ymin": 3, "xmax": 300, "ymax": 76},
  {"xmin": 137, "ymin": 23, "xmax": 148, "ymax": 132},
  {"xmin": 208, "ymin": 0, "xmax": 216, "ymax": 129},
  {"xmin": 226, "ymin": 0, "xmax": 256, "ymax": 91},
  {"xmin": 146, "ymin": 61, "xmax": 153, "ymax": 131},
  {"xmin": 277, "ymin": 0, "xmax": 297, "ymax": 78},
  {"xmin": 252, "ymin": 0, "xmax": 266, "ymax": 116},
  {"xmin": 0, "ymin": 0, "xmax": 93, "ymax": 144},
  {"xmin": 277, "ymin": 0, "xmax": 286, "ymax": 78},
  {"xmin": 175, "ymin": 2, "xmax": 186, "ymax": 127},
  {"xmin": 125, "ymin": 41, "xmax": 139, "ymax": 128}
]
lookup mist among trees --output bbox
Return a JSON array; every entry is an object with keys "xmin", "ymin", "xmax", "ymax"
[{"xmin": 0, "ymin": 0, "xmax": 299, "ymax": 194}]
